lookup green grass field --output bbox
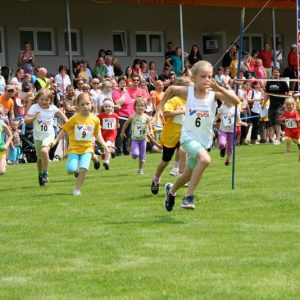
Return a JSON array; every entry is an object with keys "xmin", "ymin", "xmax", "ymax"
[{"xmin": 0, "ymin": 144, "xmax": 299, "ymax": 300}]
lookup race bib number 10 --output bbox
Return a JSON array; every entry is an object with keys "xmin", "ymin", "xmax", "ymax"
[{"xmin": 75, "ymin": 125, "xmax": 94, "ymax": 141}]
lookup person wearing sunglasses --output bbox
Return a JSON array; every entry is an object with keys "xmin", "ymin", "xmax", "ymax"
[
  {"xmin": 127, "ymin": 75, "xmax": 150, "ymax": 105},
  {"xmin": 0, "ymin": 85, "xmax": 15, "ymax": 119}
]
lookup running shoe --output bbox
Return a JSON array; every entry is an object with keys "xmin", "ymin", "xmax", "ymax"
[
  {"xmin": 165, "ymin": 183, "xmax": 176, "ymax": 212},
  {"xmin": 180, "ymin": 195, "xmax": 195, "ymax": 209},
  {"xmin": 151, "ymin": 180, "xmax": 159, "ymax": 194},
  {"xmin": 72, "ymin": 189, "xmax": 81, "ymax": 196},
  {"xmin": 169, "ymin": 167, "xmax": 179, "ymax": 176}
]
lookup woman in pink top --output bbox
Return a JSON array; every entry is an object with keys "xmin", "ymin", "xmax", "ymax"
[{"xmin": 112, "ymin": 76, "xmax": 135, "ymax": 156}]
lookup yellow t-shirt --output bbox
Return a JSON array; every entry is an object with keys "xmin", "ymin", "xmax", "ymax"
[
  {"xmin": 160, "ymin": 96, "xmax": 186, "ymax": 148},
  {"xmin": 62, "ymin": 113, "xmax": 101, "ymax": 154}
]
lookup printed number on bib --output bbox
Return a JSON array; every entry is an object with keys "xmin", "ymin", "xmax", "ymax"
[
  {"xmin": 103, "ymin": 118, "xmax": 116, "ymax": 130},
  {"xmin": 185, "ymin": 108, "xmax": 209, "ymax": 131},
  {"xmin": 222, "ymin": 114, "xmax": 233, "ymax": 127},
  {"xmin": 75, "ymin": 125, "xmax": 94, "ymax": 141},
  {"xmin": 37, "ymin": 120, "xmax": 50, "ymax": 133},
  {"xmin": 285, "ymin": 118, "xmax": 297, "ymax": 129},
  {"xmin": 133, "ymin": 124, "xmax": 146, "ymax": 138}
]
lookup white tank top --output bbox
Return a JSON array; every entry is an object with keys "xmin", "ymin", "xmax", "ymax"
[{"xmin": 181, "ymin": 85, "xmax": 217, "ymax": 149}]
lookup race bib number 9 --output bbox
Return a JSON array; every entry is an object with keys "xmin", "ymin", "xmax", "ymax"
[
  {"xmin": 102, "ymin": 118, "xmax": 116, "ymax": 130},
  {"xmin": 285, "ymin": 118, "xmax": 297, "ymax": 129},
  {"xmin": 75, "ymin": 125, "xmax": 94, "ymax": 141}
]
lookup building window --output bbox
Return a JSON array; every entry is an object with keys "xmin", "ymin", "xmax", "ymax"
[
  {"xmin": 112, "ymin": 31, "xmax": 127, "ymax": 56},
  {"xmin": 135, "ymin": 31, "xmax": 164, "ymax": 56},
  {"xmin": 64, "ymin": 29, "xmax": 81, "ymax": 56},
  {"xmin": 243, "ymin": 34, "xmax": 263, "ymax": 53},
  {"xmin": 19, "ymin": 28, "xmax": 55, "ymax": 55}
]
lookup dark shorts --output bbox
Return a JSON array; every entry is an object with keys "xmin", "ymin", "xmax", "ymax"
[
  {"xmin": 146, "ymin": 142, "xmax": 153, "ymax": 152},
  {"xmin": 162, "ymin": 142, "xmax": 180, "ymax": 162},
  {"xmin": 268, "ymin": 107, "xmax": 283, "ymax": 126}
]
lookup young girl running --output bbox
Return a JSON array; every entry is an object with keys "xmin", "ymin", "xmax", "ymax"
[
  {"xmin": 151, "ymin": 77, "xmax": 191, "ymax": 195},
  {"xmin": 121, "ymin": 96, "xmax": 152, "ymax": 175},
  {"xmin": 215, "ymin": 102, "xmax": 247, "ymax": 166},
  {"xmin": 52, "ymin": 92, "xmax": 110, "ymax": 196},
  {"xmin": 279, "ymin": 97, "xmax": 300, "ymax": 160},
  {"xmin": 98, "ymin": 99, "xmax": 119, "ymax": 170},
  {"xmin": 25, "ymin": 89, "xmax": 68, "ymax": 186},
  {"xmin": 158, "ymin": 60, "xmax": 240, "ymax": 211},
  {"xmin": 0, "ymin": 105, "xmax": 13, "ymax": 175}
]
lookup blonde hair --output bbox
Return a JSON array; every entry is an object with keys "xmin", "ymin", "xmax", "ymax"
[
  {"xmin": 190, "ymin": 60, "xmax": 213, "ymax": 78},
  {"xmin": 134, "ymin": 96, "xmax": 147, "ymax": 109},
  {"xmin": 76, "ymin": 92, "xmax": 92, "ymax": 106},
  {"xmin": 284, "ymin": 97, "xmax": 296, "ymax": 109},
  {"xmin": 33, "ymin": 88, "xmax": 54, "ymax": 104},
  {"xmin": 101, "ymin": 80, "xmax": 113, "ymax": 90}
]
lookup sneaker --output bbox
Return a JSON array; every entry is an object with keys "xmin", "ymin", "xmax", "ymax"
[
  {"xmin": 72, "ymin": 189, "xmax": 81, "ymax": 196},
  {"xmin": 38, "ymin": 176, "xmax": 45, "ymax": 187},
  {"xmin": 180, "ymin": 195, "xmax": 195, "ymax": 209},
  {"xmin": 225, "ymin": 160, "xmax": 230, "ymax": 166},
  {"xmin": 103, "ymin": 162, "xmax": 110, "ymax": 170},
  {"xmin": 220, "ymin": 148, "xmax": 226, "ymax": 157},
  {"xmin": 94, "ymin": 160, "xmax": 101, "ymax": 170},
  {"xmin": 165, "ymin": 183, "xmax": 176, "ymax": 212},
  {"xmin": 137, "ymin": 169, "xmax": 144, "ymax": 175},
  {"xmin": 169, "ymin": 167, "xmax": 179, "ymax": 176},
  {"xmin": 273, "ymin": 139, "xmax": 281, "ymax": 145},
  {"xmin": 41, "ymin": 173, "xmax": 49, "ymax": 184},
  {"xmin": 151, "ymin": 180, "xmax": 159, "ymax": 194}
]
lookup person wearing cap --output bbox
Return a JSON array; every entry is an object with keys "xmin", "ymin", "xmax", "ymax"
[
  {"xmin": 0, "ymin": 85, "xmax": 15, "ymax": 119},
  {"xmin": 288, "ymin": 44, "xmax": 298, "ymax": 91}
]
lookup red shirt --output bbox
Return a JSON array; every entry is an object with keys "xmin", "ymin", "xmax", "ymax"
[
  {"xmin": 258, "ymin": 50, "xmax": 272, "ymax": 68},
  {"xmin": 98, "ymin": 112, "xmax": 119, "ymax": 142},
  {"xmin": 288, "ymin": 51, "xmax": 297, "ymax": 70},
  {"xmin": 281, "ymin": 110, "xmax": 300, "ymax": 140}
]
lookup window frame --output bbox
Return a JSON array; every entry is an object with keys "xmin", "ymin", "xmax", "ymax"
[
  {"xmin": 135, "ymin": 31, "xmax": 164, "ymax": 57},
  {"xmin": 243, "ymin": 33, "xmax": 263, "ymax": 54},
  {"xmin": 112, "ymin": 30, "xmax": 128, "ymax": 56},
  {"xmin": 64, "ymin": 29, "xmax": 81, "ymax": 56},
  {"xmin": 19, "ymin": 27, "xmax": 55, "ymax": 55}
]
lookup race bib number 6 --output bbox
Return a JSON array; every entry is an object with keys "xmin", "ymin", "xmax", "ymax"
[{"xmin": 75, "ymin": 125, "xmax": 94, "ymax": 141}]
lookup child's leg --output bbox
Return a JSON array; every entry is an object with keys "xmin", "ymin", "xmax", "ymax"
[
  {"xmin": 218, "ymin": 131, "xmax": 227, "ymax": 149},
  {"xmin": 225, "ymin": 132, "xmax": 234, "ymax": 164},
  {"xmin": 9, "ymin": 147, "xmax": 17, "ymax": 162},
  {"xmin": 0, "ymin": 153, "xmax": 7, "ymax": 175},
  {"xmin": 40, "ymin": 146, "xmax": 50, "ymax": 172},
  {"xmin": 131, "ymin": 140, "xmax": 139, "ymax": 160},
  {"xmin": 138, "ymin": 140, "xmax": 147, "ymax": 172},
  {"xmin": 178, "ymin": 146, "xmax": 187, "ymax": 174},
  {"xmin": 286, "ymin": 142, "xmax": 291, "ymax": 153},
  {"xmin": 104, "ymin": 141, "xmax": 112, "ymax": 163}
]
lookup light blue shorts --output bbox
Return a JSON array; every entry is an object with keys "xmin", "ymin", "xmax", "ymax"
[
  {"xmin": 182, "ymin": 139, "xmax": 207, "ymax": 170},
  {"xmin": 66, "ymin": 152, "xmax": 92, "ymax": 173}
]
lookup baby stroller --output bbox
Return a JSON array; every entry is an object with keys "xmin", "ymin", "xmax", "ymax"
[{"xmin": 19, "ymin": 124, "xmax": 37, "ymax": 163}]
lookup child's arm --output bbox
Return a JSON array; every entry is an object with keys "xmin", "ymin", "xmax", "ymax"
[
  {"xmin": 147, "ymin": 133, "xmax": 162, "ymax": 149},
  {"xmin": 120, "ymin": 116, "xmax": 133, "ymax": 139},
  {"xmin": 52, "ymin": 129, "xmax": 66, "ymax": 147},
  {"xmin": 236, "ymin": 113, "xmax": 248, "ymax": 127},
  {"xmin": 24, "ymin": 112, "xmax": 40, "ymax": 124},
  {"xmin": 55, "ymin": 109, "xmax": 68, "ymax": 123},
  {"xmin": 95, "ymin": 131, "xmax": 110, "ymax": 153},
  {"xmin": 1, "ymin": 123, "xmax": 13, "ymax": 151},
  {"xmin": 211, "ymin": 79, "xmax": 240, "ymax": 106},
  {"xmin": 163, "ymin": 106, "xmax": 185, "ymax": 118},
  {"xmin": 157, "ymin": 86, "xmax": 188, "ymax": 112}
]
